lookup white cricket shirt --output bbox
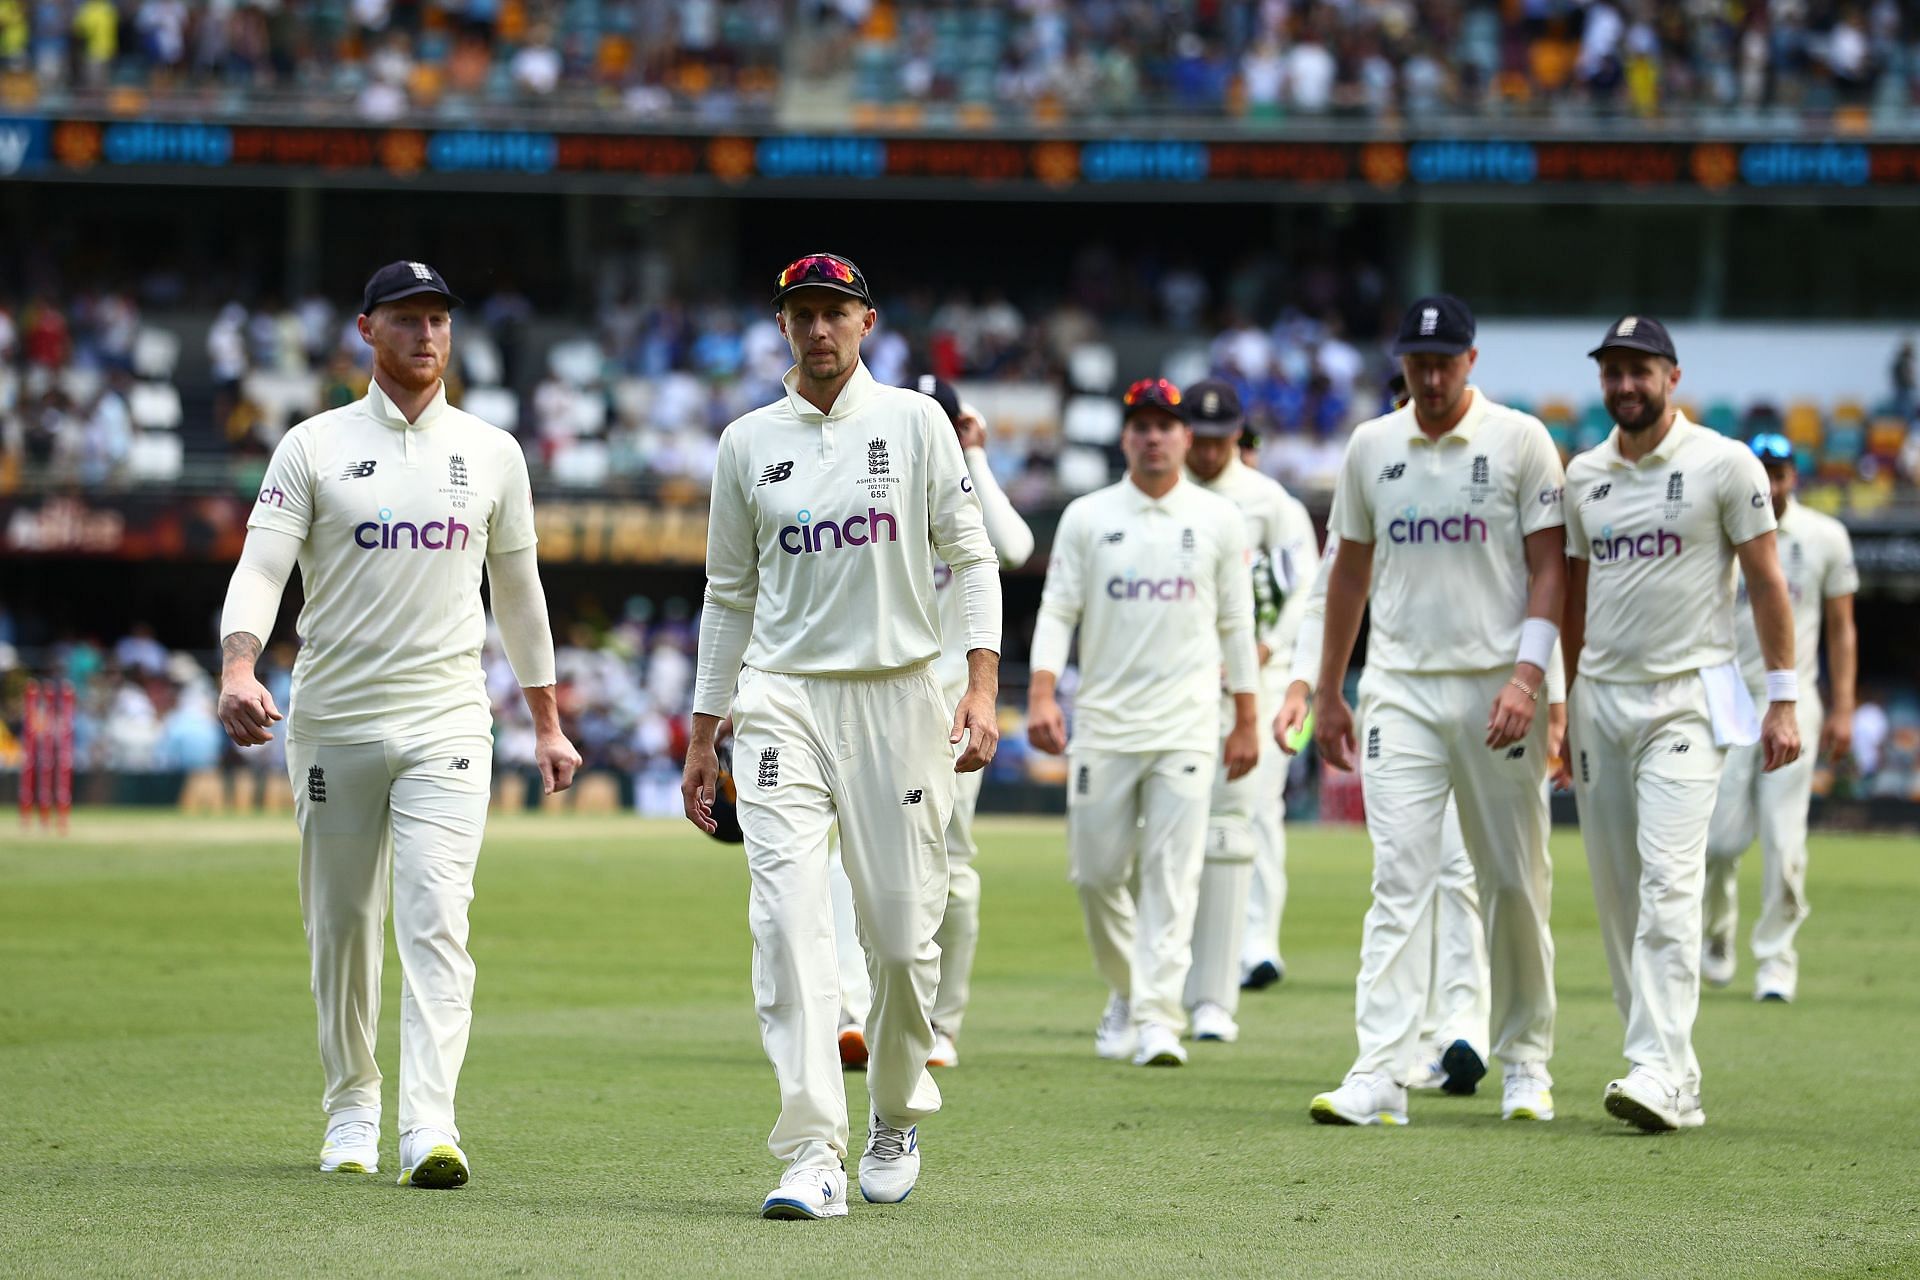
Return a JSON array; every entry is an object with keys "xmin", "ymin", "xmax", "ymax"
[
  {"xmin": 1733, "ymin": 497, "xmax": 1858, "ymax": 689},
  {"xmin": 932, "ymin": 444, "xmax": 1034, "ymax": 693},
  {"xmin": 1189, "ymin": 453, "xmax": 1317, "ymax": 691},
  {"xmin": 247, "ymin": 379, "xmax": 536, "ymax": 744},
  {"xmin": 693, "ymin": 362, "xmax": 999, "ymax": 717},
  {"xmin": 1331, "ymin": 389, "xmax": 1566, "ymax": 673},
  {"xmin": 1565, "ymin": 414, "xmax": 1776, "ymax": 683},
  {"xmin": 1031, "ymin": 475, "xmax": 1259, "ymax": 754}
]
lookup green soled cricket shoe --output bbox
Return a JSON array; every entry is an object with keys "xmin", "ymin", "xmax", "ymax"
[{"xmin": 396, "ymin": 1129, "xmax": 469, "ymax": 1188}]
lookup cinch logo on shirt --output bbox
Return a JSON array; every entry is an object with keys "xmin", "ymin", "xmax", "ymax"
[
  {"xmin": 353, "ymin": 508, "xmax": 473, "ymax": 551},
  {"xmin": 1388, "ymin": 510, "xmax": 1489, "ymax": 544},
  {"xmin": 1590, "ymin": 526, "xmax": 1683, "ymax": 562},
  {"xmin": 1105, "ymin": 573, "xmax": 1198, "ymax": 601},
  {"xmin": 777, "ymin": 507, "xmax": 899, "ymax": 555},
  {"xmin": 258, "ymin": 484, "xmax": 286, "ymax": 508}
]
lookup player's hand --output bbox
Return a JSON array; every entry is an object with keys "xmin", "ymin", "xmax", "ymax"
[
  {"xmin": 536, "ymin": 731, "xmax": 582, "ymax": 795},
  {"xmin": 1026, "ymin": 693, "xmax": 1067, "ymax": 756},
  {"xmin": 1312, "ymin": 689, "xmax": 1358, "ymax": 773},
  {"xmin": 1761, "ymin": 701, "xmax": 1802, "ymax": 773},
  {"xmin": 217, "ymin": 671, "xmax": 282, "ymax": 747},
  {"xmin": 1274, "ymin": 681, "xmax": 1310, "ymax": 755},
  {"xmin": 1547, "ymin": 703, "xmax": 1572, "ymax": 791},
  {"xmin": 681, "ymin": 738, "xmax": 720, "ymax": 834},
  {"xmin": 1486, "ymin": 664, "xmax": 1543, "ymax": 750},
  {"xmin": 1223, "ymin": 722, "xmax": 1260, "ymax": 781},
  {"xmin": 1819, "ymin": 708, "xmax": 1852, "ymax": 761},
  {"xmin": 955, "ymin": 409, "xmax": 987, "ymax": 451},
  {"xmin": 952, "ymin": 687, "xmax": 1000, "ymax": 774}
]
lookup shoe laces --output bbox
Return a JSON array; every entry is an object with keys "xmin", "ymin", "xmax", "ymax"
[
  {"xmin": 326, "ymin": 1120, "xmax": 377, "ymax": 1151},
  {"xmin": 783, "ymin": 1165, "xmax": 838, "ymax": 1190},
  {"xmin": 868, "ymin": 1116, "xmax": 914, "ymax": 1160},
  {"xmin": 1506, "ymin": 1064, "xmax": 1549, "ymax": 1088},
  {"xmin": 1099, "ymin": 998, "xmax": 1130, "ymax": 1036}
]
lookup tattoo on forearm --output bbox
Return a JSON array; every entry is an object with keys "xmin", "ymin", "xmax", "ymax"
[{"xmin": 221, "ymin": 632, "xmax": 261, "ymax": 666}]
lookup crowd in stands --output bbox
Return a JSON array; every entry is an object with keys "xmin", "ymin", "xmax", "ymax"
[
  {"xmin": 0, "ymin": 0, "xmax": 784, "ymax": 121},
  {"xmin": 6, "ymin": 612, "xmax": 1920, "ymax": 812},
  {"xmin": 10, "ymin": 3, "xmax": 1920, "ymax": 126}
]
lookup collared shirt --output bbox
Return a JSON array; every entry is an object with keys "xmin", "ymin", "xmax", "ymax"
[
  {"xmin": 1189, "ymin": 453, "xmax": 1318, "ymax": 694},
  {"xmin": 1031, "ymin": 475, "xmax": 1258, "ymax": 754},
  {"xmin": 247, "ymin": 378, "xmax": 537, "ymax": 743},
  {"xmin": 692, "ymin": 361, "xmax": 999, "ymax": 709},
  {"xmin": 1565, "ymin": 413, "xmax": 1776, "ymax": 683},
  {"xmin": 1330, "ymin": 388, "xmax": 1566, "ymax": 673},
  {"xmin": 1733, "ymin": 497, "xmax": 1857, "ymax": 690}
]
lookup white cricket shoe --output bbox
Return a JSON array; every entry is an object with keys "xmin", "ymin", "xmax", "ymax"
[
  {"xmin": 1407, "ymin": 1052, "xmax": 1449, "ymax": 1091},
  {"xmin": 1502, "ymin": 1063, "xmax": 1555, "ymax": 1121},
  {"xmin": 1310, "ymin": 1072, "xmax": 1409, "ymax": 1126},
  {"xmin": 396, "ymin": 1128, "xmax": 469, "ymax": 1188},
  {"xmin": 1755, "ymin": 958, "xmax": 1797, "ymax": 1003},
  {"xmin": 318, "ymin": 1119, "xmax": 379, "ymax": 1173},
  {"xmin": 1701, "ymin": 937, "xmax": 1736, "ymax": 989},
  {"xmin": 1604, "ymin": 1066, "xmax": 1706, "ymax": 1132},
  {"xmin": 928, "ymin": 1027, "xmax": 959, "ymax": 1068},
  {"xmin": 858, "ymin": 1110, "xmax": 920, "ymax": 1204},
  {"xmin": 1189, "ymin": 1001, "xmax": 1239, "ymax": 1043},
  {"xmin": 1132, "ymin": 1025, "xmax": 1188, "ymax": 1067},
  {"xmin": 761, "ymin": 1164, "xmax": 848, "ymax": 1220},
  {"xmin": 1094, "ymin": 994, "xmax": 1136, "ymax": 1061}
]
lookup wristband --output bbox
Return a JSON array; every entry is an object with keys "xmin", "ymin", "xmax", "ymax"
[
  {"xmin": 1516, "ymin": 617, "xmax": 1559, "ymax": 673},
  {"xmin": 1764, "ymin": 669, "xmax": 1799, "ymax": 703}
]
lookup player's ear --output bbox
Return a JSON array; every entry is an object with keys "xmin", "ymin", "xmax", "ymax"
[
  {"xmin": 861, "ymin": 304, "xmax": 877, "ymax": 337},
  {"xmin": 775, "ymin": 309, "xmax": 789, "ymax": 340},
  {"xmin": 356, "ymin": 312, "xmax": 374, "ymax": 346},
  {"xmin": 1668, "ymin": 361, "xmax": 1682, "ymax": 392}
]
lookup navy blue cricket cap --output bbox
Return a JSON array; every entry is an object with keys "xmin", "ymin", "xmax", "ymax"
[
  {"xmin": 910, "ymin": 372, "xmax": 962, "ymax": 424},
  {"xmin": 1391, "ymin": 294, "xmax": 1476, "ymax": 356},
  {"xmin": 1183, "ymin": 377, "xmax": 1244, "ymax": 437},
  {"xmin": 1589, "ymin": 314, "xmax": 1678, "ymax": 362},
  {"xmin": 361, "ymin": 260, "xmax": 463, "ymax": 315}
]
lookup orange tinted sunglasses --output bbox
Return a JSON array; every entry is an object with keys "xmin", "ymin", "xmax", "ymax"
[
  {"xmin": 1123, "ymin": 377, "xmax": 1183, "ymax": 407},
  {"xmin": 776, "ymin": 253, "xmax": 862, "ymax": 292}
]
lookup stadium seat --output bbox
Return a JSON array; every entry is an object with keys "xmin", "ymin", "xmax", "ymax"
[
  {"xmin": 1160, "ymin": 346, "xmax": 1211, "ymax": 391},
  {"xmin": 461, "ymin": 386, "xmax": 519, "ymax": 433},
  {"xmin": 1066, "ymin": 342, "xmax": 1116, "ymax": 394},
  {"xmin": 1868, "ymin": 417, "xmax": 1906, "ymax": 458},
  {"xmin": 128, "ymin": 382, "xmax": 182, "ymax": 430},
  {"xmin": 546, "ymin": 338, "xmax": 603, "ymax": 387},
  {"xmin": 610, "ymin": 377, "xmax": 652, "ymax": 426},
  {"xmin": 459, "ymin": 332, "xmax": 504, "ymax": 386},
  {"xmin": 1057, "ymin": 444, "xmax": 1112, "ymax": 493},
  {"xmin": 1704, "ymin": 400, "xmax": 1739, "ymax": 435},
  {"xmin": 550, "ymin": 439, "xmax": 611, "ymax": 487},
  {"xmin": 1784, "ymin": 401, "xmax": 1824, "ymax": 448},
  {"xmin": 59, "ymin": 367, "xmax": 102, "ymax": 405},
  {"xmin": 243, "ymin": 371, "xmax": 321, "ymax": 433},
  {"xmin": 127, "ymin": 431, "xmax": 183, "ymax": 481},
  {"xmin": 569, "ymin": 392, "xmax": 609, "ymax": 437},
  {"xmin": 131, "ymin": 327, "xmax": 181, "ymax": 380},
  {"xmin": 1061, "ymin": 395, "xmax": 1122, "ymax": 446}
]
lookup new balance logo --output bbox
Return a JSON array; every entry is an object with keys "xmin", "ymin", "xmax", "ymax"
[
  {"xmin": 757, "ymin": 747, "xmax": 780, "ymax": 788},
  {"xmin": 341, "ymin": 460, "xmax": 378, "ymax": 480},
  {"xmin": 1670, "ymin": 741, "xmax": 1691, "ymax": 754},
  {"xmin": 1378, "ymin": 462, "xmax": 1405, "ymax": 482},
  {"xmin": 1583, "ymin": 483, "xmax": 1611, "ymax": 506},
  {"xmin": 901, "ymin": 790, "xmax": 924, "ymax": 806},
  {"xmin": 1100, "ymin": 531, "xmax": 1125, "ymax": 545},
  {"xmin": 1366, "ymin": 726, "xmax": 1381, "ymax": 760},
  {"xmin": 757, "ymin": 460, "xmax": 794, "ymax": 486},
  {"xmin": 1506, "ymin": 745, "xmax": 1526, "ymax": 759},
  {"xmin": 1182, "ymin": 764, "xmax": 1198, "ymax": 774},
  {"xmin": 448, "ymin": 758, "xmax": 470, "ymax": 770},
  {"xmin": 306, "ymin": 765, "xmax": 327, "ymax": 803},
  {"xmin": 1580, "ymin": 751, "xmax": 1591, "ymax": 784},
  {"xmin": 1076, "ymin": 765, "xmax": 1090, "ymax": 796}
]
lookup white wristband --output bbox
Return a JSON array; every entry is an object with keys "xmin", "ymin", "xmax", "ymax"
[
  {"xmin": 1516, "ymin": 617, "xmax": 1559, "ymax": 672},
  {"xmin": 1765, "ymin": 669, "xmax": 1799, "ymax": 703}
]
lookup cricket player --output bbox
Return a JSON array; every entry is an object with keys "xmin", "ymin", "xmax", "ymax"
[
  {"xmin": 829, "ymin": 374, "xmax": 1034, "ymax": 1071},
  {"xmin": 1027, "ymin": 377, "xmax": 1261, "ymax": 1069},
  {"xmin": 1275, "ymin": 523, "xmax": 1570, "ymax": 1099},
  {"xmin": 1564, "ymin": 315, "xmax": 1800, "ymax": 1132},
  {"xmin": 216, "ymin": 261, "xmax": 581, "ymax": 1188},
  {"xmin": 1308, "ymin": 295, "xmax": 1566, "ymax": 1127},
  {"xmin": 1180, "ymin": 377, "xmax": 1315, "ymax": 1043},
  {"xmin": 1703, "ymin": 432, "xmax": 1857, "ymax": 1003},
  {"xmin": 681, "ymin": 253, "xmax": 1002, "ymax": 1220}
]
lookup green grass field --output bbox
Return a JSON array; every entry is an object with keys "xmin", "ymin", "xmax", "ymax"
[{"xmin": 2, "ymin": 812, "xmax": 1916, "ymax": 1278}]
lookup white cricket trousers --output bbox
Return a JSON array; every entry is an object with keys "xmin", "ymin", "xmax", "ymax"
[
  {"xmin": 1419, "ymin": 799, "xmax": 1492, "ymax": 1060},
  {"xmin": 1352, "ymin": 667, "xmax": 1555, "ymax": 1082},
  {"xmin": 1067, "ymin": 745, "xmax": 1213, "ymax": 1036},
  {"xmin": 1187, "ymin": 699, "xmax": 1273, "ymax": 1016},
  {"xmin": 287, "ymin": 731, "xmax": 492, "ymax": 1140},
  {"xmin": 1240, "ymin": 738, "xmax": 1289, "ymax": 974},
  {"xmin": 1570, "ymin": 674, "xmax": 1726, "ymax": 1095},
  {"xmin": 1705, "ymin": 692, "xmax": 1822, "ymax": 971},
  {"xmin": 731, "ymin": 663, "xmax": 953, "ymax": 1171}
]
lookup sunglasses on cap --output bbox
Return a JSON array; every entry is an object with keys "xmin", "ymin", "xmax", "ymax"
[
  {"xmin": 774, "ymin": 253, "xmax": 870, "ymax": 301},
  {"xmin": 1122, "ymin": 377, "xmax": 1183, "ymax": 408},
  {"xmin": 1750, "ymin": 432, "xmax": 1794, "ymax": 462}
]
